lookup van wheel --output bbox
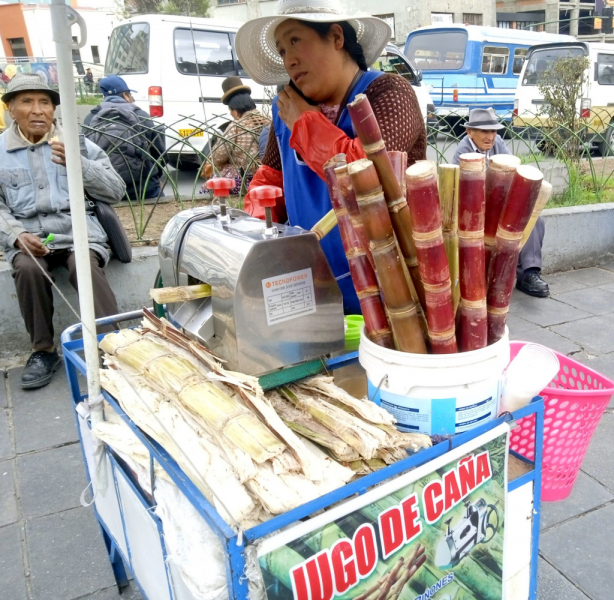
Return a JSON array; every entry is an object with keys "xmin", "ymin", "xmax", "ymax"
[
  {"xmin": 600, "ymin": 125, "xmax": 614, "ymax": 157},
  {"xmin": 176, "ymin": 157, "xmax": 201, "ymax": 172}
]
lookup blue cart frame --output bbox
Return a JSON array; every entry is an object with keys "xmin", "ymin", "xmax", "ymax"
[{"xmin": 62, "ymin": 310, "xmax": 544, "ymax": 600}]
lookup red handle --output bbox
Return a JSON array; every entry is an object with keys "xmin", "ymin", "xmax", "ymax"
[
  {"xmin": 250, "ymin": 185, "xmax": 282, "ymax": 208},
  {"xmin": 206, "ymin": 177, "xmax": 235, "ymax": 197}
]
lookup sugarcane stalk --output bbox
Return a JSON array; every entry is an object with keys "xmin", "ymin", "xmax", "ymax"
[
  {"xmin": 387, "ymin": 553, "xmax": 427, "ymax": 600},
  {"xmin": 348, "ymin": 159, "xmax": 427, "ymax": 354},
  {"xmin": 347, "ymin": 95, "xmax": 425, "ymax": 307},
  {"xmin": 438, "ymin": 164, "xmax": 460, "ymax": 312},
  {"xmin": 458, "ymin": 153, "xmax": 487, "ymax": 352},
  {"xmin": 487, "ymin": 165, "xmax": 544, "ymax": 344},
  {"xmin": 520, "ymin": 180, "xmax": 552, "ymax": 248},
  {"xmin": 324, "ymin": 155, "xmax": 394, "ymax": 349},
  {"xmin": 484, "ymin": 155, "xmax": 521, "ymax": 277},
  {"xmin": 406, "ymin": 161, "xmax": 457, "ymax": 353},
  {"xmin": 149, "ymin": 284, "xmax": 211, "ymax": 304},
  {"xmin": 311, "ymin": 208, "xmax": 338, "ymax": 240},
  {"xmin": 375, "ymin": 557, "xmax": 406, "ymax": 600}
]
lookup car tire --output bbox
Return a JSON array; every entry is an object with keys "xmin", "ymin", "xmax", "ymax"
[{"xmin": 600, "ymin": 124, "xmax": 614, "ymax": 157}]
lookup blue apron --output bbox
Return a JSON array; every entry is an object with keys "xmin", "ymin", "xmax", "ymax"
[{"xmin": 272, "ymin": 70, "xmax": 383, "ymax": 314}]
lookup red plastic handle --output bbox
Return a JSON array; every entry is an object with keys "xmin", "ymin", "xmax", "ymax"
[
  {"xmin": 206, "ymin": 177, "xmax": 235, "ymax": 197},
  {"xmin": 250, "ymin": 185, "xmax": 283, "ymax": 208}
]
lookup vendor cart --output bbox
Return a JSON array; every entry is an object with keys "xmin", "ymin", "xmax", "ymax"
[{"xmin": 62, "ymin": 310, "xmax": 544, "ymax": 600}]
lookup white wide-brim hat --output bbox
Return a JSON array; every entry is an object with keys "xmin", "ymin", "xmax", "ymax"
[{"xmin": 235, "ymin": 0, "xmax": 392, "ymax": 86}]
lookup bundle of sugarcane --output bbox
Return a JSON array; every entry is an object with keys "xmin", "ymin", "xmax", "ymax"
[
  {"xmin": 457, "ymin": 153, "xmax": 487, "ymax": 352},
  {"xmin": 99, "ymin": 310, "xmax": 356, "ymax": 526},
  {"xmin": 347, "ymin": 94, "xmax": 425, "ymax": 307},
  {"xmin": 348, "ymin": 159, "xmax": 427, "ymax": 354},
  {"xmin": 324, "ymin": 154, "xmax": 395, "ymax": 349},
  {"xmin": 486, "ymin": 166, "xmax": 544, "ymax": 343},
  {"xmin": 484, "ymin": 155, "xmax": 521, "ymax": 276},
  {"xmin": 270, "ymin": 375, "xmax": 431, "ymax": 474},
  {"xmin": 406, "ymin": 161, "xmax": 458, "ymax": 353}
]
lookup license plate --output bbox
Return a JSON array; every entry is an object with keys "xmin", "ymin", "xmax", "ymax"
[{"xmin": 178, "ymin": 128, "xmax": 204, "ymax": 138}]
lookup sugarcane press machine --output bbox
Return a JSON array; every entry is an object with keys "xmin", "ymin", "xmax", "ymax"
[{"xmin": 158, "ymin": 184, "xmax": 345, "ymax": 382}]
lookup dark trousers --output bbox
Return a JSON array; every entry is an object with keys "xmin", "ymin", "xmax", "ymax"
[
  {"xmin": 517, "ymin": 216, "xmax": 545, "ymax": 279},
  {"xmin": 12, "ymin": 249, "xmax": 119, "ymax": 351}
]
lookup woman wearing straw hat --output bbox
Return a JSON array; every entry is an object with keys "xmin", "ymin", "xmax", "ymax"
[{"xmin": 236, "ymin": 0, "xmax": 426, "ymax": 314}]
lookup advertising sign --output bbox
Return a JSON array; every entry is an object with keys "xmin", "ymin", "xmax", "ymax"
[{"xmin": 258, "ymin": 425, "xmax": 509, "ymax": 600}]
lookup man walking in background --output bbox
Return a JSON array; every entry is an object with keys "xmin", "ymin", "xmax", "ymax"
[
  {"xmin": 84, "ymin": 75, "xmax": 166, "ymax": 200},
  {"xmin": 453, "ymin": 108, "xmax": 549, "ymax": 298},
  {"xmin": 0, "ymin": 73, "xmax": 125, "ymax": 389}
]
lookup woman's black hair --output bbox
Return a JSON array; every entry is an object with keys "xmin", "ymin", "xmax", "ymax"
[
  {"xmin": 227, "ymin": 92, "xmax": 256, "ymax": 116},
  {"xmin": 302, "ymin": 21, "xmax": 368, "ymax": 72}
]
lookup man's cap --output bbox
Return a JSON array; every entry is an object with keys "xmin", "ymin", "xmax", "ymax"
[
  {"xmin": 99, "ymin": 75, "xmax": 137, "ymax": 97},
  {"xmin": 464, "ymin": 107, "xmax": 504, "ymax": 131},
  {"xmin": 1, "ymin": 72, "xmax": 60, "ymax": 105},
  {"xmin": 221, "ymin": 76, "xmax": 252, "ymax": 105}
]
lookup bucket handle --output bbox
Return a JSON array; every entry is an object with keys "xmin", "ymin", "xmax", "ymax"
[{"xmin": 369, "ymin": 374, "xmax": 389, "ymax": 403}]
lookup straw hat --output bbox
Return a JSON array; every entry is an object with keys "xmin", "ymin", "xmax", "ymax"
[
  {"xmin": 221, "ymin": 76, "xmax": 252, "ymax": 105},
  {"xmin": 235, "ymin": 0, "xmax": 392, "ymax": 85}
]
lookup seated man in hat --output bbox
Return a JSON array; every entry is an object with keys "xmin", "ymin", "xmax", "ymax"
[
  {"xmin": 0, "ymin": 73, "xmax": 126, "ymax": 389},
  {"xmin": 452, "ymin": 107, "xmax": 549, "ymax": 298}
]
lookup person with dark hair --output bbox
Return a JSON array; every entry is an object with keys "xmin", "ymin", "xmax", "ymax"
[
  {"xmin": 202, "ymin": 76, "xmax": 270, "ymax": 192},
  {"xmin": 235, "ymin": 0, "xmax": 426, "ymax": 313}
]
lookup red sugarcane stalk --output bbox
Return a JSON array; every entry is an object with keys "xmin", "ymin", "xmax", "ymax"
[
  {"xmin": 324, "ymin": 155, "xmax": 395, "ymax": 349},
  {"xmin": 349, "ymin": 159, "xmax": 427, "ymax": 354},
  {"xmin": 458, "ymin": 153, "xmax": 487, "ymax": 352},
  {"xmin": 406, "ymin": 161, "xmax": 458, "ymax": 354},
  {"xmin": 484, "ymin": 155, "xmax": 521, "ymax": 277},
  {"xmin": 487, "ymin": 165, "xmax": 544, "ymax": 343},
  {"xmin": 347, "ymin": 95, "xmax": 425, "ymax": 307}
]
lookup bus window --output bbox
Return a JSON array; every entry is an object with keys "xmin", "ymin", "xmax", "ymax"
[
  {"xmin": 523, "ymin": 46, "xmax": 584, "ymax": 85},
  {"xmin": 482, "ymin": 46, "xmax": 509, "ymax": 75},
  {"xmin": 406, "ymin": 32, "xmax": 466, "ymax": 71},
  {"xmin": 512, "ymin": 48, "xmax": 528, "ymax": 75},
  {"xmin": 105, "ymin": 23, "xmax": 150, "ymax": 75}
]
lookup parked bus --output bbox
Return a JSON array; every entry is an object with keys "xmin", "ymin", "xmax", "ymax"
[{"xmin": 403, "ymin": 25, "xmax": 574, "ymax": 129}]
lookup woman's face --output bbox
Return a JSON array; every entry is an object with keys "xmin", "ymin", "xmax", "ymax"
[{"xmin": 274, "ymin": 20, "xmax": 346, "ymax": 102}]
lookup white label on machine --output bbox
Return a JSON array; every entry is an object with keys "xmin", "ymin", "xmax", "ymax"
[{"xmin": 262, "ymin": 268, "xmax": 316, "ymax": 326}]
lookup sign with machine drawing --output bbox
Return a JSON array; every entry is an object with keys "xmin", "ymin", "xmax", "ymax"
[{"xmin": 258, "ymin": 424, "xmax": 509, "ymax": 600}]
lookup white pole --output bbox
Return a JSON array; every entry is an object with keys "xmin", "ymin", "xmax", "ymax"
[{"xmin": 50, "ymin": 1, "xmax": 102, "ymax": 421}]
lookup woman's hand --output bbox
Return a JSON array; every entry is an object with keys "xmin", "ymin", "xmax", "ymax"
[{"xmin": 277, "ymin": 85, "xmax": 320, "ymax": 132}]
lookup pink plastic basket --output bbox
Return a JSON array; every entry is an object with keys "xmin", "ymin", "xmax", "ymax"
[{"xmin": 509, "ymin": 342, "xmax": 614, "ymax": 502}]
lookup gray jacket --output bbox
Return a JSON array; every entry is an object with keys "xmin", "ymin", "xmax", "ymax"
[
  {"xmin": 452, "ymin": 133, "xmax": 510, "ymax": 165},
  {"xmin": 0, "ymin": 122, "xmax": 126, "ymax": 266}
]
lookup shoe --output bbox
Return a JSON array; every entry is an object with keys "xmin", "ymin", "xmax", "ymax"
[
  {"xmin": 516, "ymin": 270, "xmax": 550, "ymax": 298},
  {"xmin": 21, "ymin": 350, "xmax": 62, "ymax": 389}
]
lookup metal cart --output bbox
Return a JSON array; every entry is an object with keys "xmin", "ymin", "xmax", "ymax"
[{"xmin": 62, "ymin": 310, "xmax": 544, "ymax": 600}]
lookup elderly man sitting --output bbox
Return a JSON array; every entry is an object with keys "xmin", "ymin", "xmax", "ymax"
[
  {"xmin": 0, "ymin": 73, "xmax": 126, "ymax": 389},
  {"xmin": 452, "ymin": 108, "xmax": 549, "ymax": 298}
]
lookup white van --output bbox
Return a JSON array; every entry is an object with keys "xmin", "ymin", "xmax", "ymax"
[
  {"xmin": 104, "ymin": 16, "xmax": 435, "ymax": 166},
  {"xmin": 513, "ymin": 41, "xmax": 614, "ymax": 154}
]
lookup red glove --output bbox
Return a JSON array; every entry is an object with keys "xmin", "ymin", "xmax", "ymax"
[
  {"xmin": 245, "ymin": 165, "xmax": 287, "ymax": 223},
  {"xmin": 289, "ymin": 112, "xmax": 367, "ymax": 181}
]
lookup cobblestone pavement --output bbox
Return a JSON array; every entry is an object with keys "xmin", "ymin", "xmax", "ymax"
[{"xmin": 1, "ymin": 265, "xmax": 613, "ymax": 599}]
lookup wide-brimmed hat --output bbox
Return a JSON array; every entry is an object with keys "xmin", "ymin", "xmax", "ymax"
[
  {"xmin": 235, "ymin": 0, "xmax": 392, "ymax": 85},
  {"xmin": 221, "ymin": 76, "xmax": 252, "ymax": 105},
  {"xmin": 463, "ymin": 108, "xmax": 504, "ymax": 131},
  {"xmin": 1, "ymin": 72, "xmax": 60, "ymax": 105}
]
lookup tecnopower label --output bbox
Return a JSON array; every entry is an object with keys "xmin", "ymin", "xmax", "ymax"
[{"xmin": 262, "ymin": 268, "xmax": 316, "ymax": 326}]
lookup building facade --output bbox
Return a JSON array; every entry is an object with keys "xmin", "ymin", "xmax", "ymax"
[{"xmin": 212, "ymin": 0, "xmax": 497, "ymax": 46}]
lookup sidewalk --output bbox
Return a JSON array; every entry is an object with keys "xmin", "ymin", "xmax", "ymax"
[{"xmin": 1, "ymin": 265, "xmax": 614, "ymax": 600}]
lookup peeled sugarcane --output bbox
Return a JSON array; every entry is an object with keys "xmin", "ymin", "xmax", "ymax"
[
  {"xmin": 487, "ymin": 165, "xmax": 544, "ymax": 343},
  {"xmin": 150, "ymin": 284, "xmax": 211, "ymax": 305},
  {"xmin": 324, "ymin": 155, "xmax": 395, "ymax": 348},
  {"xmin": 521, "ymin": 180, "xmax": 553, "ymax": 248},
  {"xmin": 347, "ymin": 95, "xmax": 425, "ymax": 307},
  {"xmin": 438, "ymin": 164, "xmax": 460, "ymax": 311},
  {"xmin": 348, "ymin": 159, "xmax": 427, "ymax": 354},
  {"xmin": 458, "ymin": 153, "xmax": 487, "ymax": 352},
  {"xmin": 406, "ymin": 161, "xmax": 458, "ymax": 353},
  {"xmin": 484, "ymin": 155, "xmax": 521, "ymax": 276}
]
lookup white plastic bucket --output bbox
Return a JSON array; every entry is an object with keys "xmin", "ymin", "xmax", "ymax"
[{"xmin": 359, "ymin": 328, "xmax": 510, "ymax": 435}]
